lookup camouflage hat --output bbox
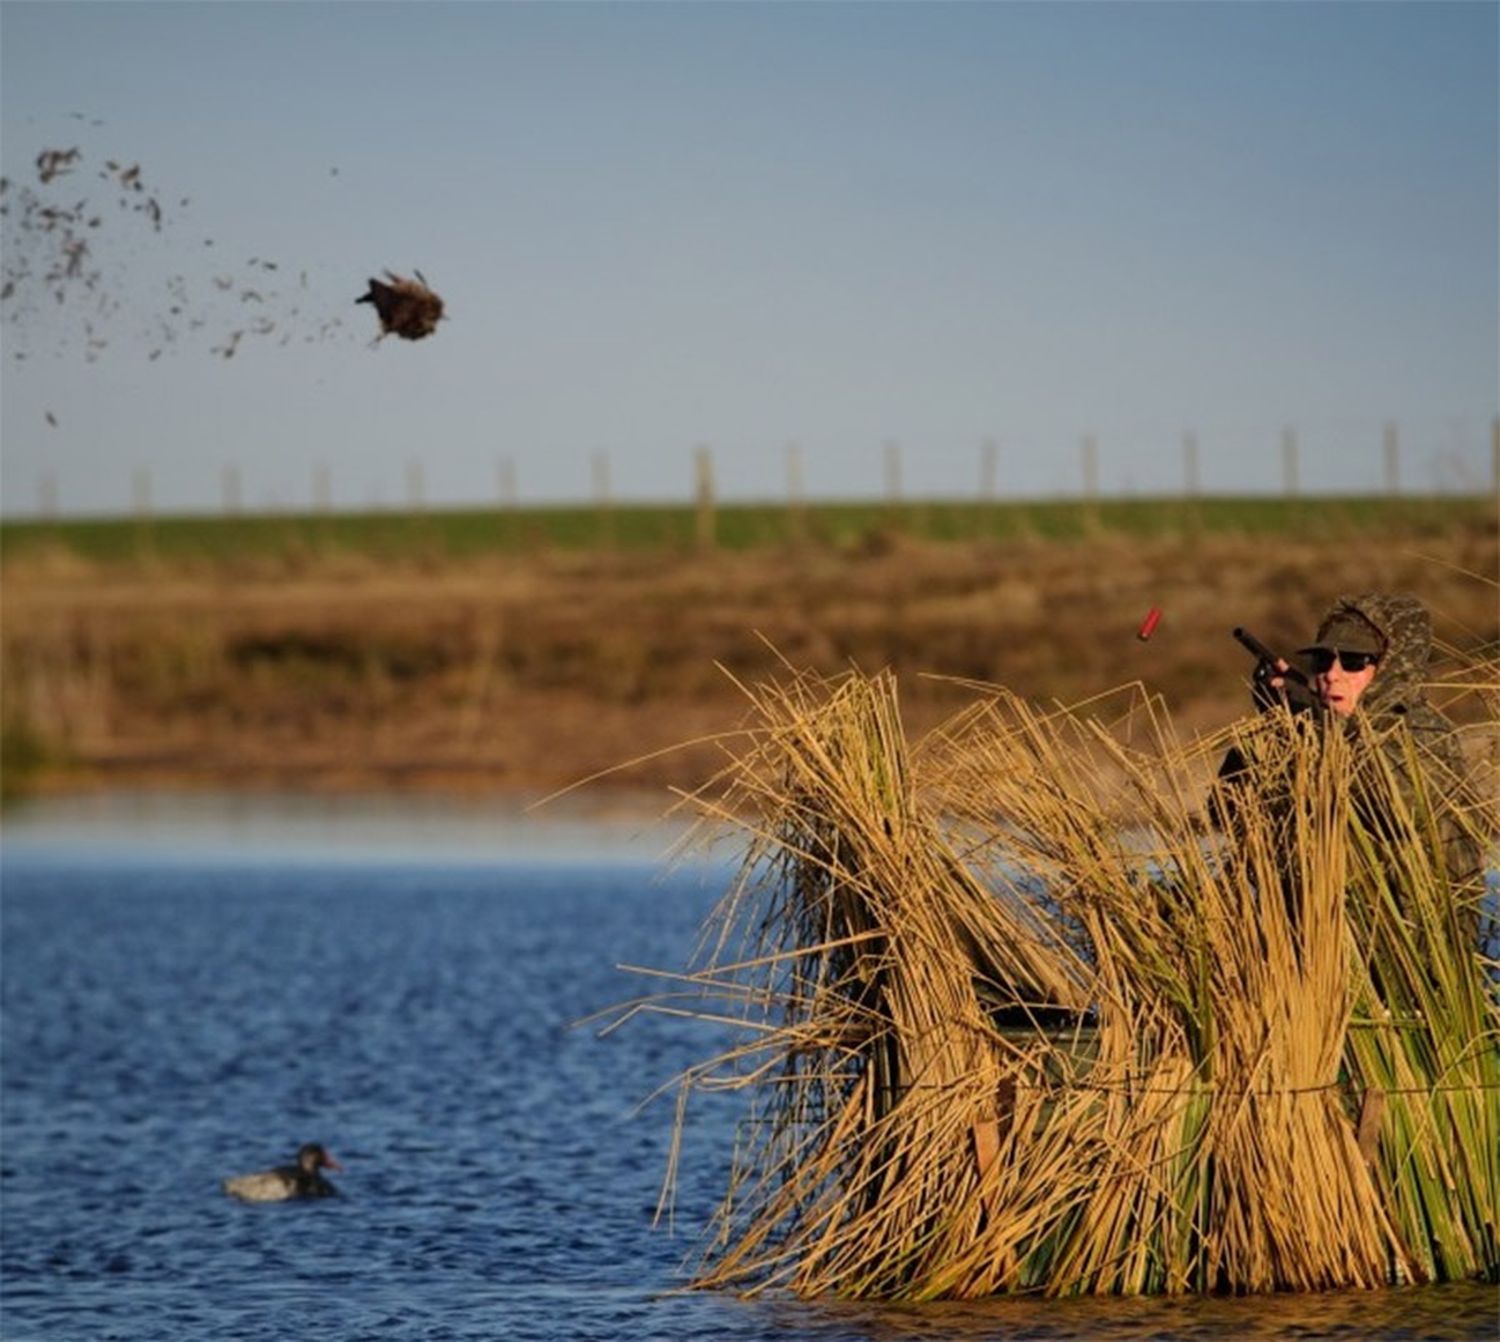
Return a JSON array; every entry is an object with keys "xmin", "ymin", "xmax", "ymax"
[{"xmin": 1300, "ymin": 609, "xmax": 1386, "ymax": 658}]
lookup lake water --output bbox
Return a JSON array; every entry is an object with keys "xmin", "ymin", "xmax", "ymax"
[{"xmin": 3, "ymin": 794, "xmax": 1496, "ymax": 1341}]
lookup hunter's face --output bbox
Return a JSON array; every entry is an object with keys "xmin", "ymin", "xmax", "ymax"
[{"xmin": 1314, "ymin": 656, "xmax": 1378, "ymax": 716}]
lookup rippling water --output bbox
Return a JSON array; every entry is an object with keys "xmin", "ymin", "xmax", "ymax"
[{"xmin": 3, "ymin": 797, "xmax": 1495, "ymax": 1340}]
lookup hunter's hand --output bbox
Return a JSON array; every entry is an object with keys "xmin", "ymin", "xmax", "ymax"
[
  {"xmin": 1251, "ymin": 657, "xmax": 1287, "ymax": 711},
  {"xmin": 1251, "ymin": 657, "xmax": 1320, "ymax": 715}
]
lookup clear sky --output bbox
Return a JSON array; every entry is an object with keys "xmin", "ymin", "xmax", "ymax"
[{"xmin": 2, "ymin": 1, "xmax": 1496, "ymax": 517}]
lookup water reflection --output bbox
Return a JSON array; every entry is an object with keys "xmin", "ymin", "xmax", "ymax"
[
  {"xmin": 0, "ymin": 788, "xmax": 699, "ymax": 868},
  {"xmin": 773, "ymin": 1280, "xmax": 1499, "ymax": 1340}
]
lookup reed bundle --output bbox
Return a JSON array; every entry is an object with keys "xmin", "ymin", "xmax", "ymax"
[{"xmin": 643, "ymin": 663, "xmax": 1498, "ymax": 1299}]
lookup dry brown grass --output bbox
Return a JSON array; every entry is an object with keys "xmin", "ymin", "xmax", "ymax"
[
  {"xmin": 2, "ymin": 520, "xmax": 1495, "ymax": 796},
  {"xmin": 626, "ymin": 654, "xmax": 1498, "ymax": 1299}
]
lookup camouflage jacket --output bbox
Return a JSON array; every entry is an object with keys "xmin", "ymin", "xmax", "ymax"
[
  {"xmin": 1320, "ymin": 593, "xmax": 1481, "ymax": 890},
  {"xmin": 1218, "ymin": 593, "xmax": 1483, "ymax": 892}
]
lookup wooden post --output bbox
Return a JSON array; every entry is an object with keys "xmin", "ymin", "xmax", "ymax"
[
  {"xmin": 1383, "ymin": 421, "xmax": 1399, "ymax": 496},
  {"xmin": 883, "ymin": 439, "xmax": 902, "ymax": 502},
  {"xmin": 1491, "ymin": 415, "xmax": 1499, "ymax": 499},
  {"xmin": 132, "ymin": 467, "xmax": 152, "ymax": 519},
  {"xmin": 970, "ymin": 1074, "xmax": 1016, "ymax": 1224},
  {"xmin": 881, "ymin": 438, "xmax": 902, "ymax": 535},
  {"xmin": 978, "ymin": 436, "xmax": 999, "ymax": 540},
  {"xmin": 1080, "ymin": 434, "xmax": 1100, "ymax": 533},
  {"xmin": 592, "ymin": 451, "xmax": 614, "ymax": 550},
  {"xmin": 786, "ymin": 441, "xmax": 806, "ymax": 544},
  {"xmin": 132, "ymin": 467, "xmax": 154, "ymax": 561},
  {"xmin": 1181, "ymin": 429, "xmax": 1202, "ymax": 542},
  {"xmin": 1281, "ymin": 426, "xmax": 1299, "ymax": 498},
  {"xmin": 497, "ymin": 455, "xmax": 519, "ymax": 549},
  {"xmin": 979, "ymin": 437, "xmax": 998, "ymax": 502},
  {"xmin": 1081, "ymin": 435, "xmax": 1100, "ymax": 500},
  {"xmin": 1355, "ymin": 1087, "xmax": 1385, "ymax": 1170},
  {"xmin": 1182, "ymin": 430, "xmax": 1201, "ymax": 498},
  {"xmin": 222, "ymin": 464, "xmax": 242, "ymax": 515},
  {"xmin": 694, "ymin": 444, "xmax": 716, "ymax": 551}
]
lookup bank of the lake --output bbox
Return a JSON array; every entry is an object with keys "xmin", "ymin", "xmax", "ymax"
[{"xmin": 3, "ymin": 502, "xmax": 1494, "ymax": 799}]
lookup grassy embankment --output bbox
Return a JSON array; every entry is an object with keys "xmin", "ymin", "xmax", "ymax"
[
  {"xmin": 1, "ymin": 495, "xmax": 1494, "ymax": 799},
  {"xmin": 0, "ymin": 492, "xmax": 1475, "ymax": 560}
]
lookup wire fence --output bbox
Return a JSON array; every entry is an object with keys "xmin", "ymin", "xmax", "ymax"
[{"xmin": 19, "ymin": 414, "xmax": 1500, "ymax": 523}]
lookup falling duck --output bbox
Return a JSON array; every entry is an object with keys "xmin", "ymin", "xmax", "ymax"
[
  {"xmin": 223, "ymin": 1143, "xmax": 342, "ymax": 1202},
  {"xmin": 356, "ymin": 269, "xmax": 444, "ymax": 342}
]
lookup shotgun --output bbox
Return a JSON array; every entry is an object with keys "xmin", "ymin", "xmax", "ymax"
[
  {"xmin": 1232, "ymin": 627, "xmax": 1309, "ymax": 687},
  {"xmin": 1233, "ymin": 627, "xmax": 1320, "ymax": 714}
]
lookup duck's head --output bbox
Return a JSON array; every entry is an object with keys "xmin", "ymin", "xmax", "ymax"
[{"xmin": 297, "ymin": 1143, "xmax": 343, "ymax": 1174}]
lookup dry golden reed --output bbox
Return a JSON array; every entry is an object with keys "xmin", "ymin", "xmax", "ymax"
[{"xmin": 631, "ymin": 660, "xmax": 1498, "ymax": 1300}]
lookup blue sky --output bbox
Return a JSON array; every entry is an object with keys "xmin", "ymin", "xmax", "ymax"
[{"xmin": 2, "ymin": 1, "xmax": 1496, "ymax": 516}]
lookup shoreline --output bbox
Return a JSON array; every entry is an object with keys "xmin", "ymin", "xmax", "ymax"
[{"xmin": 5, "ymin": 525, "xmax": 1495, "ymax": 804}]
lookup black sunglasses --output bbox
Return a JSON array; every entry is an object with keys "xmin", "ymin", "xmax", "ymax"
[{"xmin": 1307, "ymin": 648, "xmax": 1379, "ymax": 675}]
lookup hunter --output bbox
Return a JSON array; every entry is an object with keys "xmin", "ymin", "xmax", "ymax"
[{"xmin": 1218, "ymin": 592, "xmax": 1486, "ymax": 936}]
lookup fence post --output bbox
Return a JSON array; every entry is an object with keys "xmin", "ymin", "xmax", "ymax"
[
  {"xmin": 979, "ymin": 437, "xmax": 998, "ymax": 501},
  {"xmin": 1181, "ymin": 429, "xmax": 1202, "ymax": 541},
  {"xmin": 978, "ymin": 437, "xmax": 999, "ymax": 540},
  {"xmin": 222, "ymin": 465, "xmax": 242, "ymax": 515},
  {"xmin": 1081, "ymin": 434, "xmax": 1100, "ymax": 533},
  {"xmin": 786, "ymin": 441, "xmax": 806, "ymax": 544},
  {"xmin": 1491, "ymin": 415, "xmax": 1499, "ymax": 499},
  {"xmin": 497, "ymin": 455, "xmax": 518, "ymax": 549},
  {"xmin": 132, "ymin": 467, "xmax": 155, "ymax": 561},
  {"xmin": 592, "ymin": 451, "xmax": 614, "ymax": 550},
  {"xmin": 883, "ymin": 439, "xmax": 903, "ymax": 502},
  {"xmin": 694, "ymin": 444, "xmax": 716, "ymax": 551},
  {"xmin": 132, "ymin": 467, "xmax": 152, "ymax": 519},
  {"xmin": 1182, "ymin": 430, "xmax": 1201, "ymax": 498},
  {"xmin": 880, "ymin": 438, "xmax": 902, "ymax": 536}
]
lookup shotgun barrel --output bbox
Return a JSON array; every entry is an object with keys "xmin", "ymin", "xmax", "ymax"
[{"xmin": 1232, "ymin": 627, "xmax": 1311, "ymax": 688}]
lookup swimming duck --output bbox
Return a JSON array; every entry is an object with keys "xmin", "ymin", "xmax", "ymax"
[{"xmin": 223, "ymin": 1143, "xmax": 342, "ymax": 1202}]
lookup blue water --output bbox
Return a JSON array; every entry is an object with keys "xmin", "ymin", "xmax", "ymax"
[{"xmin": 2, "ymin": 799, "xmax": 1496, "ymax": 1340}]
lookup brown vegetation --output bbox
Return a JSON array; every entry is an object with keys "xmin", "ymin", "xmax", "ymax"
[
  {"xmin": 634, "ymin": 662, "xmax": 1498, "ymax": 1298},
  {"xmin": 1, "ymin": 517, "xmax": 1495, "ymax": 798}
]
